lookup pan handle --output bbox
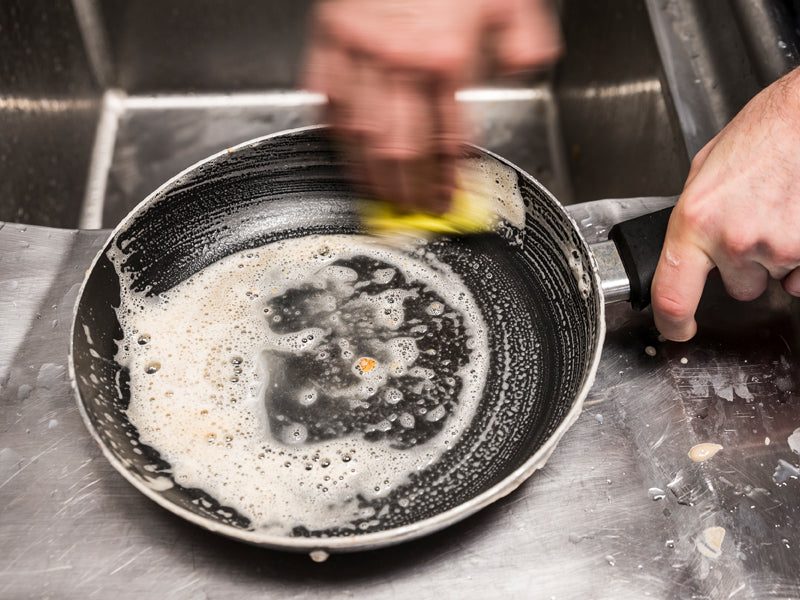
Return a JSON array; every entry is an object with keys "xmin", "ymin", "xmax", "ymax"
[{"xmin": 590, "ymin": 204, "xmax": 676, "ymax": 310}]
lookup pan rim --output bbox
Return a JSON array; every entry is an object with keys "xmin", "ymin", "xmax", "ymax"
[{"xmin": 68, "ymin": 125, "xmax": 606, "ymax": 553}]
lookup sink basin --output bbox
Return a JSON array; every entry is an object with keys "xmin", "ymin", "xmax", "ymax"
[
  {"xmin": 5, "ymin": 3, "xmax": 800, "ymax": 597},
  {"xmin": 3, "ymin": 0, "xmax": 795, "ymax": 229}
]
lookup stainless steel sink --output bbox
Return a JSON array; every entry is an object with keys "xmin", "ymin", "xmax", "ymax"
[
  {"xmin": 5, "ymin": 3, "xmax": 800, "ymax": 598},
  {"xmin": 0, "ymin": 0, "xmax": 714, "ymax": 230}
]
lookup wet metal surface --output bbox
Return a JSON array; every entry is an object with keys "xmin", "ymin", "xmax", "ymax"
[
  {"xmin": 94, "ymin": 87, "xmax": 569, "ymax": 229},
  {"xmin": 555, "ymin": 0, "xmax": 689, "ymax": 202},
  {"xmin": 0, "ymin": 0, "xmax": 101, "ymax": 228},
  {"xmin": 645, "ymin": 0, "xmax": 800, "ymax": 159},
  {"xmin": 2, "ymin": 0, "xmax": 799, "ymax": 595},
  {"xmin": 1, "ymin": 198, "xmax": 799, "ymax": 598}
]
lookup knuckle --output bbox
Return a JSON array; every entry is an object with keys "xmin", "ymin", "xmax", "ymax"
[
  {"xmin": 651, "ymin": 291, "xmax": 692, "ymax": 323},
  {"xmin": 676, "ymin": 194, "xmax": 713, "ymax": 231},
  {"xmin": 718, "ymin": 229, "xmax": 756, "ymax": 259},
  {"xmin": 688, "ymin": 152, "xmax": 706, "ymax": 174}
]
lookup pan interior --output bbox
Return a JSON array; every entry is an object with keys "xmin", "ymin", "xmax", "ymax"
[{"xmin": 71, "ymin": 128, "xmax": 601, "ymax": 544}]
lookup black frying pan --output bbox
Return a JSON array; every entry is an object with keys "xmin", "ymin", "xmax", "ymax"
[{"xmin": 69, "ymin": 126, "xmax": 670, "ymax": 555}]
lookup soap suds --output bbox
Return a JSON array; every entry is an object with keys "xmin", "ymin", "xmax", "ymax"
[
  {"xmin": 688, "ymin": 443, "xmax": 723, "ymax": 462},
  {"xmin": 112, "ymin": 234, "xmax": 489, "ymax": 535}
]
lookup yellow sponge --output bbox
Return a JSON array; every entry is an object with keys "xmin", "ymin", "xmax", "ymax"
[{"xmin": 361, "ymin": 189, "xmax": 495, "ymax": 239}]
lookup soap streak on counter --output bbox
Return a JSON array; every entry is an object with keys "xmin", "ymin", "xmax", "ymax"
[{"xmin": 1, "ymin": 198, "xmax": 800, "ymax": 598}]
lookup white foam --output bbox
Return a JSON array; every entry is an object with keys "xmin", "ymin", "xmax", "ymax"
[
  {"xmin": 455, "ymin": 157, "xmax": 527, "ymax": 229},
  {"xmin": 112, "ymin": 234, "xmax": 489, "ymax": 534}
]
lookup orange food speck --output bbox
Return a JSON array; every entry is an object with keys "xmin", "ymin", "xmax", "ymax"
[{"xmin": 357, "ymin": 357, "xmax": 377, "ymax": 373}]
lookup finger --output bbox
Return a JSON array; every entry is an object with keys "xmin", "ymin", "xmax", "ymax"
[
  {"xmin": 370, "ymin": 71, "xmax": 433, "ymax": 210},
  {"xmin": 430, "ymin": 82, "xmax": 463, "ymax": 213},
  {"xmin": 651, "ymin": 237, "xmax": 715, "ymax": 342},
  {"xmin": 356, "ymin": 66, "xmax": 396, "ymax": 205},
  {"xmin": 783, "ymin": 267, "xmax": 800, "ymax": 296},
  {"xmin": 302, "ymin": 9, "xmax": 356, "ymax": 104},
  {"xmin": 390, "ymin": 76, "xmax": 422, "ymax": 209},
  {"xmin": 352, "ymin": 62, "xmax": 399, "ymax": 205},
  {"xmin": 306, "ymin": 40, "xmax": 360, "ymax": 149},
  {"xmin": 714, "ymin": 260, "xmax": 770, "ymax": 301},
  {"xmin": 346, "ymin": 55, "xmax": 389, "ymax": 202},
  {"xmin": 335, "ymin": 139, "xmax": 373, "ymax": 200},
  {"xmin": 327, "ymin": 48, "xmax": 367, "ymax": 137},
  {"xmin": 308, "ymin": 47, "xmax": 372, "ymax": 198}
]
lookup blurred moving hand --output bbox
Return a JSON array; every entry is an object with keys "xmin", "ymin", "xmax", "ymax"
[
  {"xmin": 303, "ymin": 0, "xmax": 561, "ymax": 212},
  {"xmin": 652, "ymin": 66, "xmax": 800, "ymax": 341}
]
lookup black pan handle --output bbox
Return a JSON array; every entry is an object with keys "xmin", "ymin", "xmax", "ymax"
[{"xmin": 608, "ymin": 206, "xmax": 674, "ymax": 311}]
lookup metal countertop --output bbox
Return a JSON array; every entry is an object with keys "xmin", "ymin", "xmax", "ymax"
[{"xmin": 1, "ymin": 198, "xmax": 799, "ymax": 599}]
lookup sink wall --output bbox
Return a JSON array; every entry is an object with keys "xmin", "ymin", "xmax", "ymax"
[
  {"xmin": 0, "ymin": 0, "xmax": 101, "ymax": 228},
  {"xmin": 98, "ymin": 0, "xmax": 313, "ymax": 92},
  {"xmin": 555, "ymin": 0, "xmax": 688, "ymax": 203}
]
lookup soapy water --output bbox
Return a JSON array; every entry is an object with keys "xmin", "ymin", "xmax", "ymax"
[
  {"xmin": 261, "ymin": 254, "xmax": 475, "ymax": 449},
  {"xmin": 112, "ymin": 234, "xmax": 489, "ymax": 534}
]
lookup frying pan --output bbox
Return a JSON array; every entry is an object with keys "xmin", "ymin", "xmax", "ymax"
[{"xmin": 69, "ymin": 126, "xmax": 672, "ymax": 555}]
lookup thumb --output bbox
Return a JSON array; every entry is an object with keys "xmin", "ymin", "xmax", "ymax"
[{"xmin": 651, "ymin": 233, "xmax": 715, "ymax": 342}]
